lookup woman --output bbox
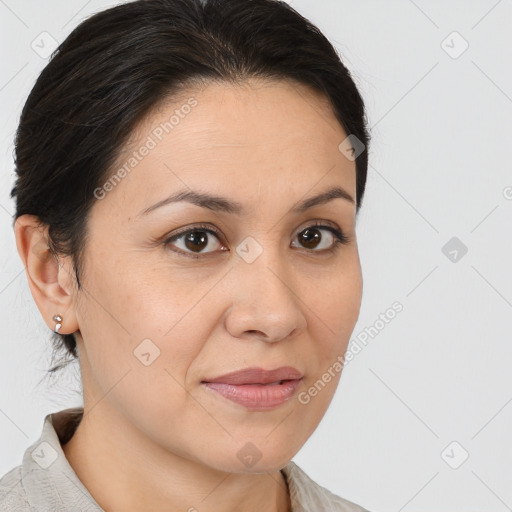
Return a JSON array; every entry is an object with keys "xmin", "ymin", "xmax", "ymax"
[{"xmin": 0, "ymin": 0, "xmax": 371, "ymax": 510}]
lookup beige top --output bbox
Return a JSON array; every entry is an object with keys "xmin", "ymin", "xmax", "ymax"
[{"xmin": 0, "ymin": 408, "xmax": 368, "ymax": 511}]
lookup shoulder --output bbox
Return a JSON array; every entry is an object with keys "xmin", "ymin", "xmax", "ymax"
[
  {"xmin": 282, "ymin": 461, "xmax": 369, "ymax": 512},
  {"xmin": 0, "ymin": 465, "xmax": 32, "ymax": 511}
]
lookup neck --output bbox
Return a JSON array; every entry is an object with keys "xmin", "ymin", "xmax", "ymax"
[{"xmin": 61, "ymin": 403, "xmax": 291, "ymax": 512}]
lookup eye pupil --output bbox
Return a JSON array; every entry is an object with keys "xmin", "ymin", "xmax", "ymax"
[
  {"xmin": 168, "ymin": 223, "xmax": 342, "ymax": 258},
  {"xmin": 300, "ymin": 228, "xmax": 321, "ymax": 249},
  {"xmin": 185, "ymin": 231, "xmax": 208, "ymax": 252}
]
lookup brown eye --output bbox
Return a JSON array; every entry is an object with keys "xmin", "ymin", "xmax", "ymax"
[
  {"xmin": 291, "ymin": 224, "xmax": 349, "ymax": 252},
  {"xmin": 164, "ymin": 225, "xmax": 226, "ymax": 257},
  {"xmin": 298, "ymin": 227, "xmax": 324, "ymax": 249},
  {"xmin": 183, "ymin": 231, "xmax": 210, "ymax": 252}
]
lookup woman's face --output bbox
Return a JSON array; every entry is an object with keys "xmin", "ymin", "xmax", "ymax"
[{"xmin": 72, "ymin": 78, "xmax": 363, "ymax": 472}]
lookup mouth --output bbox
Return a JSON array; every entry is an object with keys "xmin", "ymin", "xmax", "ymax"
[
  {"xmin": 201, "ymin": 366, "xmax": 303, "ymax": 386},
  {"xmin": 201, "ymin": 366, "xmax": 303, "ymax": 410}
]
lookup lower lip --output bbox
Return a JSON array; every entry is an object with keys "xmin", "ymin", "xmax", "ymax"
[{"xmin": 202, "ymin": 379, "xmax": 302, "ymax": 410}]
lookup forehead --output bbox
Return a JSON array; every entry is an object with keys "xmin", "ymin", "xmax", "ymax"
[{"xmin": 100, "ymin": 78, "xmax": 356, "ymax": 216}]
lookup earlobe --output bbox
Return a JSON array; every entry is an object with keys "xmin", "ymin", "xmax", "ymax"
[{"xmin": 13, "ymin": 214, "xmax": 79, "ymax": 335}]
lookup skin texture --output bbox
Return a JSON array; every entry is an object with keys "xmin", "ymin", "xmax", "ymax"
[{"xmin": 14, "ymin": 78, "xmax": 363, "ymax": 512}]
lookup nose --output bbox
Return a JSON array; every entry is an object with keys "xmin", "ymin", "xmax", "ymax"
[{"xmin": 223, "ymin": 252, "xmax": 308, "ymax": 344}]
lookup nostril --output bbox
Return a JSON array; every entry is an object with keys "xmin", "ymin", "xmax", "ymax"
[{"xmin": 246, "ymin": 330, "xmax": 266, "ymax": 336}]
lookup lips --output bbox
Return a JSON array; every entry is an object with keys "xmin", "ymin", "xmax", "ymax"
[
  {"xmin": 202, "ymin": 366, "xmax": 303, "ymax": 385},
  {"xmin": 201, "ymin": 366, "xmax": 303, "ymax": 410}
]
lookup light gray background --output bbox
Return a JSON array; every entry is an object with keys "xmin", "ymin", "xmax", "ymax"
[{"xmin": 1, "ymin": 1, "xmax": 511, "ymax": 510}]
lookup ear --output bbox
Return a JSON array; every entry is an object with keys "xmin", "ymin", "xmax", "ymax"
[{"xmin": 14, "ymin": 214, "xmax": 79, "ymax": 335}]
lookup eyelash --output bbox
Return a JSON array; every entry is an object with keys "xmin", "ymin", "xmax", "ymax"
[{"xmin": 163, "ymin": 221, "xmax": 351, "ymax": 259}]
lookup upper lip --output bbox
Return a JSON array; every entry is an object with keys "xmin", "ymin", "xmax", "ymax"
[{"xmin": 202, "ymin": 366, "xmax": 303, "ymax": 385}]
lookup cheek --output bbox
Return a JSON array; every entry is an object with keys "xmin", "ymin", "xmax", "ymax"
[
  {"xmin": 79, "ymin": 248, "xmax": 212, "ymax": 341},
  {"xmin": 75, "ymin": 262, "xmax": 223, "ymax": 442},
  {"xmin": 306, "ymin": 262, "xmax": 363, "ymax": 359},
  {"xmin": 75, "ymin": 253, "xmax": 220, "ymax": 400},
  {"xmin": 295, "ymin": 266, "xmax": 361, "ymax": 415}
]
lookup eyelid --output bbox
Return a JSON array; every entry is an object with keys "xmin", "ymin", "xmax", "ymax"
[
  {"xmin": 166, "ymin": 223, "xmax": 224, "ymax": 242},
  {"xmin": 163, "ymin": 219, "xmax": 349, "ymax": 258},
  {"xmin": 292, "ymin": 219, "xmax": 351, "ymax": 249},
  {"xmin": 163, "ymin": 223, "xmax": 227, "ymax": 259},
  {"xmin": 293, "ymin": 218, "xmax": 341, "ymax": 236}
]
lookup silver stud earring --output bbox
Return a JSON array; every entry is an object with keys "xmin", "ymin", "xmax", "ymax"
[{"xmin": 52, "ymin": 314, "xmax": 63, "ymax": 333}]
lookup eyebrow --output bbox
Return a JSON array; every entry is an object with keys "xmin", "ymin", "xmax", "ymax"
[{"xmin": 138, "ymin": 185, "xmax": 354, "ymax": 217}]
